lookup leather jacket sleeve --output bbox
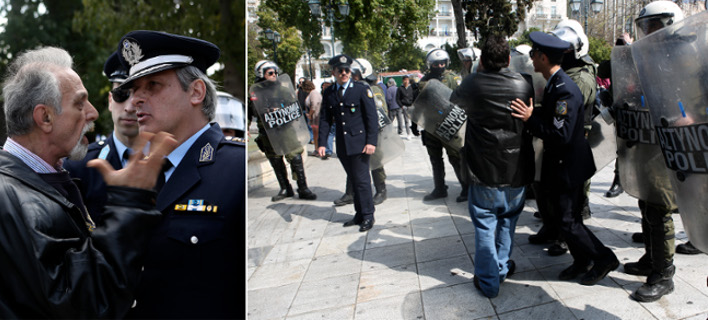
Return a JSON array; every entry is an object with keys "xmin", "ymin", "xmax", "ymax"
[{"xmin": 0, "ymin": 178, "xmax": 161, "ymax": 319}]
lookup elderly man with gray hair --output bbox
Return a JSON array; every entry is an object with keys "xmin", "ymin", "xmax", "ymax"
[
  {"xmin": 385, "ymin": 78, "xmax": 409, "ymax": 137},
  {"xmin": 0, "ymin": 46, "xmax": 177, "ymax": 318}
]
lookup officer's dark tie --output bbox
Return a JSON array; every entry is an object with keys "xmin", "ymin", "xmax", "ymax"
[
  {"xmin": 122, "ymin": 149, "xmax": 132, "ymax": 168},
  {"xmin": 154, "ymin": 159, "xmax": 173, "ymax": 193},
  {"xmin": 338, "ymin": 85, "xmax": 344, "ymax": 100}
]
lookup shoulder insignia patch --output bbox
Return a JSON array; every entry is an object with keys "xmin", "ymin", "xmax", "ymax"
[
  {"xmin": 553, "ymin": 117, "xmax": 565, "ymax": 129},
  {"xmin": 98, "ymin": 140, "xmax": 105, "ymax": 146},
  {"xmin": 199, "ymin": 143, "xmax": 214, "ymax": 162},
  {"xmin": 367, "ymin": 89, "xmax": 373, "ymax": 99},
  {"xmin": 555, "ymin": 100, "xmax": 568, "ymax": 116}
]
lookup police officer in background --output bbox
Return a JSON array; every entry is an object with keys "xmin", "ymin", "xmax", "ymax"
[
  {"xmin": 623, "ymin": 1, "xmax": 688, "ymax": 302},
  {"xmin": 511, "ymin": 32, "xmax": 618, "ymax": 286},
  {"xmin": 457, "ymin": 47, "xmax": 476, "ymax": 77},
  {"xmin": 318, "ymin": 54, "xmax": 378, "ymax": 232},
  {"xmin": 114, "ymin": 30, "xmax": 245, "ymax": 318},
  {"xmin": 250, "ymin": 60, "xmax": 317, "ymax": 202},
  {"xmin": 333, "ymin": 59, "xmax": 388, "ymax": 206},
  {"xmin": 64, "ymin": 52, "xmax": 137, "ymax": 220},
  {"xmin": 418, "ymin": 48, "xmax": 468, "ymax": 202}
]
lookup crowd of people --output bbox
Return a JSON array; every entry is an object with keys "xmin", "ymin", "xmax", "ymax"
[{"xmin": 249, "ymin": 0, "xmax": 705, "ymax": 304}]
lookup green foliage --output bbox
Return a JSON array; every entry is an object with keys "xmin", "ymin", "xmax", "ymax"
[
  {"xmin": 254, "ymin": 6, "xmax": 304, "ymax": 85},
  {"xmin": 463, "ymin": 0, "xmax": 534, "ymax": 42},
  {"xmin": 386, "ymin": 40, "xmax": 426, "ymax": 72},
  {"xmin": 0, "ymin": 0, "xmax": 245, "ymax": 137},
  {"xmin": 588, "ymin": 36, "xmax": 612, "ymax": 64},
  {"xmin": 508, "ymin": 27, "xmax": 539, "ymax": 48}
]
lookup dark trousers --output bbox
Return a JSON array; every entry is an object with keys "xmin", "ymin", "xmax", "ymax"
[
  {"xmin": 548, "ymin": 183, "xmax": 615, "ymax": 265},
  {"xmin": 339, "ymin": 153, "xmax": 375, "ymax": 221}
]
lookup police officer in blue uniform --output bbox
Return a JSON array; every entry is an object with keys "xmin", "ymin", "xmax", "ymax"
[
  {"xmin": 511, "ymin": 32, "xmax": 618, "ymax": 286},
  {"xmin": 64, "ymin": 52, "xmax": 137, "ymax": 220},
  {"xmin": 113, "ymin": 30, "xmax": 245, "ymax": 318},
  {"xmin": 317, "ymin": 54, "xmax": 378, "ymax": 232}
]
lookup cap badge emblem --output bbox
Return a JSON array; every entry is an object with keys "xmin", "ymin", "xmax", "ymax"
[
  {"xmin": 340, "ymin": 56, "xmax": 347, "ymax": 63},
  {"xmin": 122, "ymin": 39, "xmax": 144, "ymax": 66}
]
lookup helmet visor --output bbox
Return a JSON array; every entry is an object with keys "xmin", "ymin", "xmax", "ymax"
[{"xmin": 636, "ymin": 16, "xmax": 669, "ymax": 39}]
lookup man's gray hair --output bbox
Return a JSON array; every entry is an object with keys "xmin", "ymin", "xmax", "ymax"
[
  {"xmin": 175, "ymin": 66, "xmax": 218, "ymax": 121},
  {"xmin": 387, "ymin": 78, "xmax": 396, "ymax": 87},
  {"xmin": 3, "ymin": 47, "xmax": 73, "ymax": 136}
]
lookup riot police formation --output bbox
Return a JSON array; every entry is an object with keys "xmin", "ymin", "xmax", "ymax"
[
  {"xmin": 249, "ymin": 60, "xmax": 317, "ymax": 202},
  {"xmin": 414, "ymin": 48, "xmax": 469, "ymax": 203}
]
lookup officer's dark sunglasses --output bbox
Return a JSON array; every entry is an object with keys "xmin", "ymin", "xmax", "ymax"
[
  {"xmin": 337, "ymin": 67, "xmax": 351, "ymax": 74},
  {"xmin": 266, "ymin": 71, "xmax": 278, "ymax": 76},
  {"xmin": 529, "ymin": 48, "xmax": 538, "ymax": 58},
  {"xmin": 111, "ymin": 87, "xmax": 131, "ymax": 103}
]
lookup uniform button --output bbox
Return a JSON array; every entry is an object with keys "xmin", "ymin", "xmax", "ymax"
[
  {"xmin": 190, "ymin": 236, "xmax": 199, "ymax": 244},
  {"xmin": 559, "ymin": 160, "xmax": 563, "ymax": 164},
  {"xmin": 341, "ymin": 112, "xmax": 345, "ymax": 116},
  {"xmin": 342, "ymin": 122, "xmax": 346, "ymax": 125},
  {"xmin": 141, "ymin": 266, "xmax": 144, "ymax": 271},
  {"xmin": 344, "ymin": 131, "xmax": 348, "ymax": 135},
  {"xmin": 132, "ymin": 300, "xmax": 137, "ymax": 308}
]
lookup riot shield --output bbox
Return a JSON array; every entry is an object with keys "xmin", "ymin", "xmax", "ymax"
[
  {"xmin": 249, "ymin": 74, "xmax": 310, "ymax": 155},
  {"xmin": 409, "ymin": 79, "xmax": 467, "ymax": 150},
  {"xmin": 611, "ymin": 46, "xmax": 675, "ymax": 204},
  {"xmin": 369, "ymin": 85, "xmax": 405, "ymax": 169},
  {"xmin": 509, "ymin": 53, "xmax": 545, "ymax": 107},
  {"xmin": 587, "ymin": 106, "xmax": 617, "ymax": 171},
  {"xmin": 631, "ymin": 11, "xmax": 708, "ymax": 251}
]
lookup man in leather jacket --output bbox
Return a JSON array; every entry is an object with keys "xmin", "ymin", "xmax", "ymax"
[
  {"xmin": 450, "ymin": 35, "xmax": 535, "ymax": 298},
  {"xmin": 0, "ymin": 46, "xmax": 176, "ymax": 318}
]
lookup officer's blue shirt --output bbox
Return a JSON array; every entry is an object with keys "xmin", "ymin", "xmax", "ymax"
[
  {"xmin": 112, "ymin": 132, "xmax": 131, "ymax": 168},
  {"xmin": 337, "ymin": 79, "xmax": 352, "ymax": 96},
  {"xmin": 164, "ymin": 123, "xmax": 210, "ymax": 181}
]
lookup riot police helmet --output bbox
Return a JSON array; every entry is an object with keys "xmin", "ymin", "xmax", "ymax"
[
  {"xmin": 354, "ymin": 58, "xmax": 376, "ymax": 82},
  {"xmin": 255, "ymin": 60, "xmax": 279, "ymax": 80},
  {"xmin": 635, "ymin": 1, "xmax": 684, "ymax": 39},
  {"xmin": 426, "ymin": 48, "xmax": 450, "ymax": 70},
  {"xmin": 551, "ymin": 19, "xmax": 589, "ymax": 60},
  {"xmin": 214, "ymin": 91, "xmax": 246, "ymax": 138}
]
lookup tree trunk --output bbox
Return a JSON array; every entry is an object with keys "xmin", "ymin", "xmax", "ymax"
[{"xmin": 451, "ymin": 0, "xmax": 467, "ymax": 48}]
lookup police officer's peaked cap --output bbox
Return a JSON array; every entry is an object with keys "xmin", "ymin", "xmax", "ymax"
[
  {"xmin": 328, "ymin": 54, "xmax": 354, "ymax": 69},
  {"xmin": 103, "ymin": 51, "xmax": 128, "ymax": 83},
  {"xmin": 116, "ymin": 30, "xmax": 220, "ymax": 87},
  {"xmin": 529, "ymin": 31, "xmax": 572, "ymax": 56}
]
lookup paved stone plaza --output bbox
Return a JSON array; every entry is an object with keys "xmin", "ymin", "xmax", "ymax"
[{"xmin": 247, "ymin": 135, "xmax": 708, "ymax": 320}]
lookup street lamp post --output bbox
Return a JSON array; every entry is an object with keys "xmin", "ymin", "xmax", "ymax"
[
  {"xmin": 305, "ymin": 0, "xmax": 350, "ymax": 58},
  {"xmin": 307, "ymin": 49, "xmax": 314, "ymax": 81},
  {"xmin": 263, "ymin": 28, "xmax": 282, "ymax": 65},
  {"xmin": 569, "ymin": 0, "xmax": 604, "ymax": 32}
]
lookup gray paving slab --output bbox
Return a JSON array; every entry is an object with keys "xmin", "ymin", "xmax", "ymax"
[{"xmin": 247, "ymin": 138, "xmax": 708, "ymax": 320}]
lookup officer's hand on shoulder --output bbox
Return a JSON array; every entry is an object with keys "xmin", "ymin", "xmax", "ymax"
[{"xmin": 88, "ymin": 132, "xmax": 178, "ymax": 190}]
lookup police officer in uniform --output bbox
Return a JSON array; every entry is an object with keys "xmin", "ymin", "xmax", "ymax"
[
  {"xmin": 63, "ymin": 52, "xmax": 137, "ymax": 220},
  {"xmin": 318, "ymin": 54, "xmax": 378, "ymax": 232},
  {"xmin": 511, "ymin": 32, "xmax": 618, "ymax": 286},
  {"xmin": 249, "ymin": 60, "xmax": 317, "ymax": 202},
  {"xmin": 333, "ymin": 59, "xmax": 388, "ymax": 206},
  {"xmin": 113, "ymin": 30, "xmax": 245, "ymax": 318},
  {"xmin": 418, "ymin": 48, "xmax": 468, "ymax": 202}
]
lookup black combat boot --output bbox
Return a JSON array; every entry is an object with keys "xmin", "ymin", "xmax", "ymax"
[
  {"xmin": 456, "ymin": 185, "xmax": 468, "ymax": 203},
  {"xmin": 632, "ymin": 264, "xmax": 675, "ymax": 302},
  {"xmin": 424, "ymin": 165, "xmax": 447, "ymax": 201},
  {"xmin": 269, "ymin": 157, "xmax": 294, "ymax": 202},
  {"xmin": 624, "ymin": 254, "xmax": 652, "ymax": 276},
  {"xmin": 605, "ymin": 174, "xmax": 623, "ymax": 198},
  {"xmin": 373, "ymin": 183, "xmax": 387, "ymax": 205},
  {"xmin": 334, "ymin": 179, "xmax": 355, "ymax": 206},
  {"xmin": 290, "ymin": 154, "xmax": 317, "ymax": 200}
]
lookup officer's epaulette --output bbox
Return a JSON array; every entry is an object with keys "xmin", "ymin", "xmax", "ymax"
[
  {"xmin": 222, "ymin": 136, "xmax": 246, "ymax": 146},
  {"xmin": 87, "ymin": 140, "xmax": 106, "ymax": 151}
]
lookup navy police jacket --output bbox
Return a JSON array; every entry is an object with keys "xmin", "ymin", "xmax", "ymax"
[
  {"xmin": 128, "ymin": 123, "xmax": 245, "ymax": 319},
  {"xmin": 63, "ymin": 135, "xmax": 123, "ymax": 220},
  {"xmin": 525, "ymin": 69, "xmax": 596, "ymax": 190},
  {"xmin": 318, "ymin": 80, "xmax": 378, "ymax": 156}
]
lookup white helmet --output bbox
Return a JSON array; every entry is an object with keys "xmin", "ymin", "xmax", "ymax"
[
  {"xmin": 635, "ymin": 1, "xmax": 684, "ymax": 39},
  {"xmin": 426, "ymin": 48, "xmax": 450, "ymax": 69},
  {"xmin": 552, "ymin": 19, "xmax": 588, "ymax": 59},
  {"xmin": 456, "ymin": 47, "xmax": 476, "ymax": 62},
  {"xmin": 512, "ymin": 44, "xmax": 532, "ymax": 56},
  {"xmin": 255, "ymin": 60, "xmax": 279, "ymax": 79},
  {"xmin": 353, "ymin": 58, "xmax": 374, "ymax": 81},
  {"xmin": 214, "ymin": 91, "xmax": 246, "ymax": 132}
]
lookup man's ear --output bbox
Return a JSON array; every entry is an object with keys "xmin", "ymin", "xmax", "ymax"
[
  {"xmin": 189, "ymin": 79, "xmax": 207, "ymax": 106},
  {"xmin": 33, "ymin": 104, "xmax": 53, "ymax": 133}
]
